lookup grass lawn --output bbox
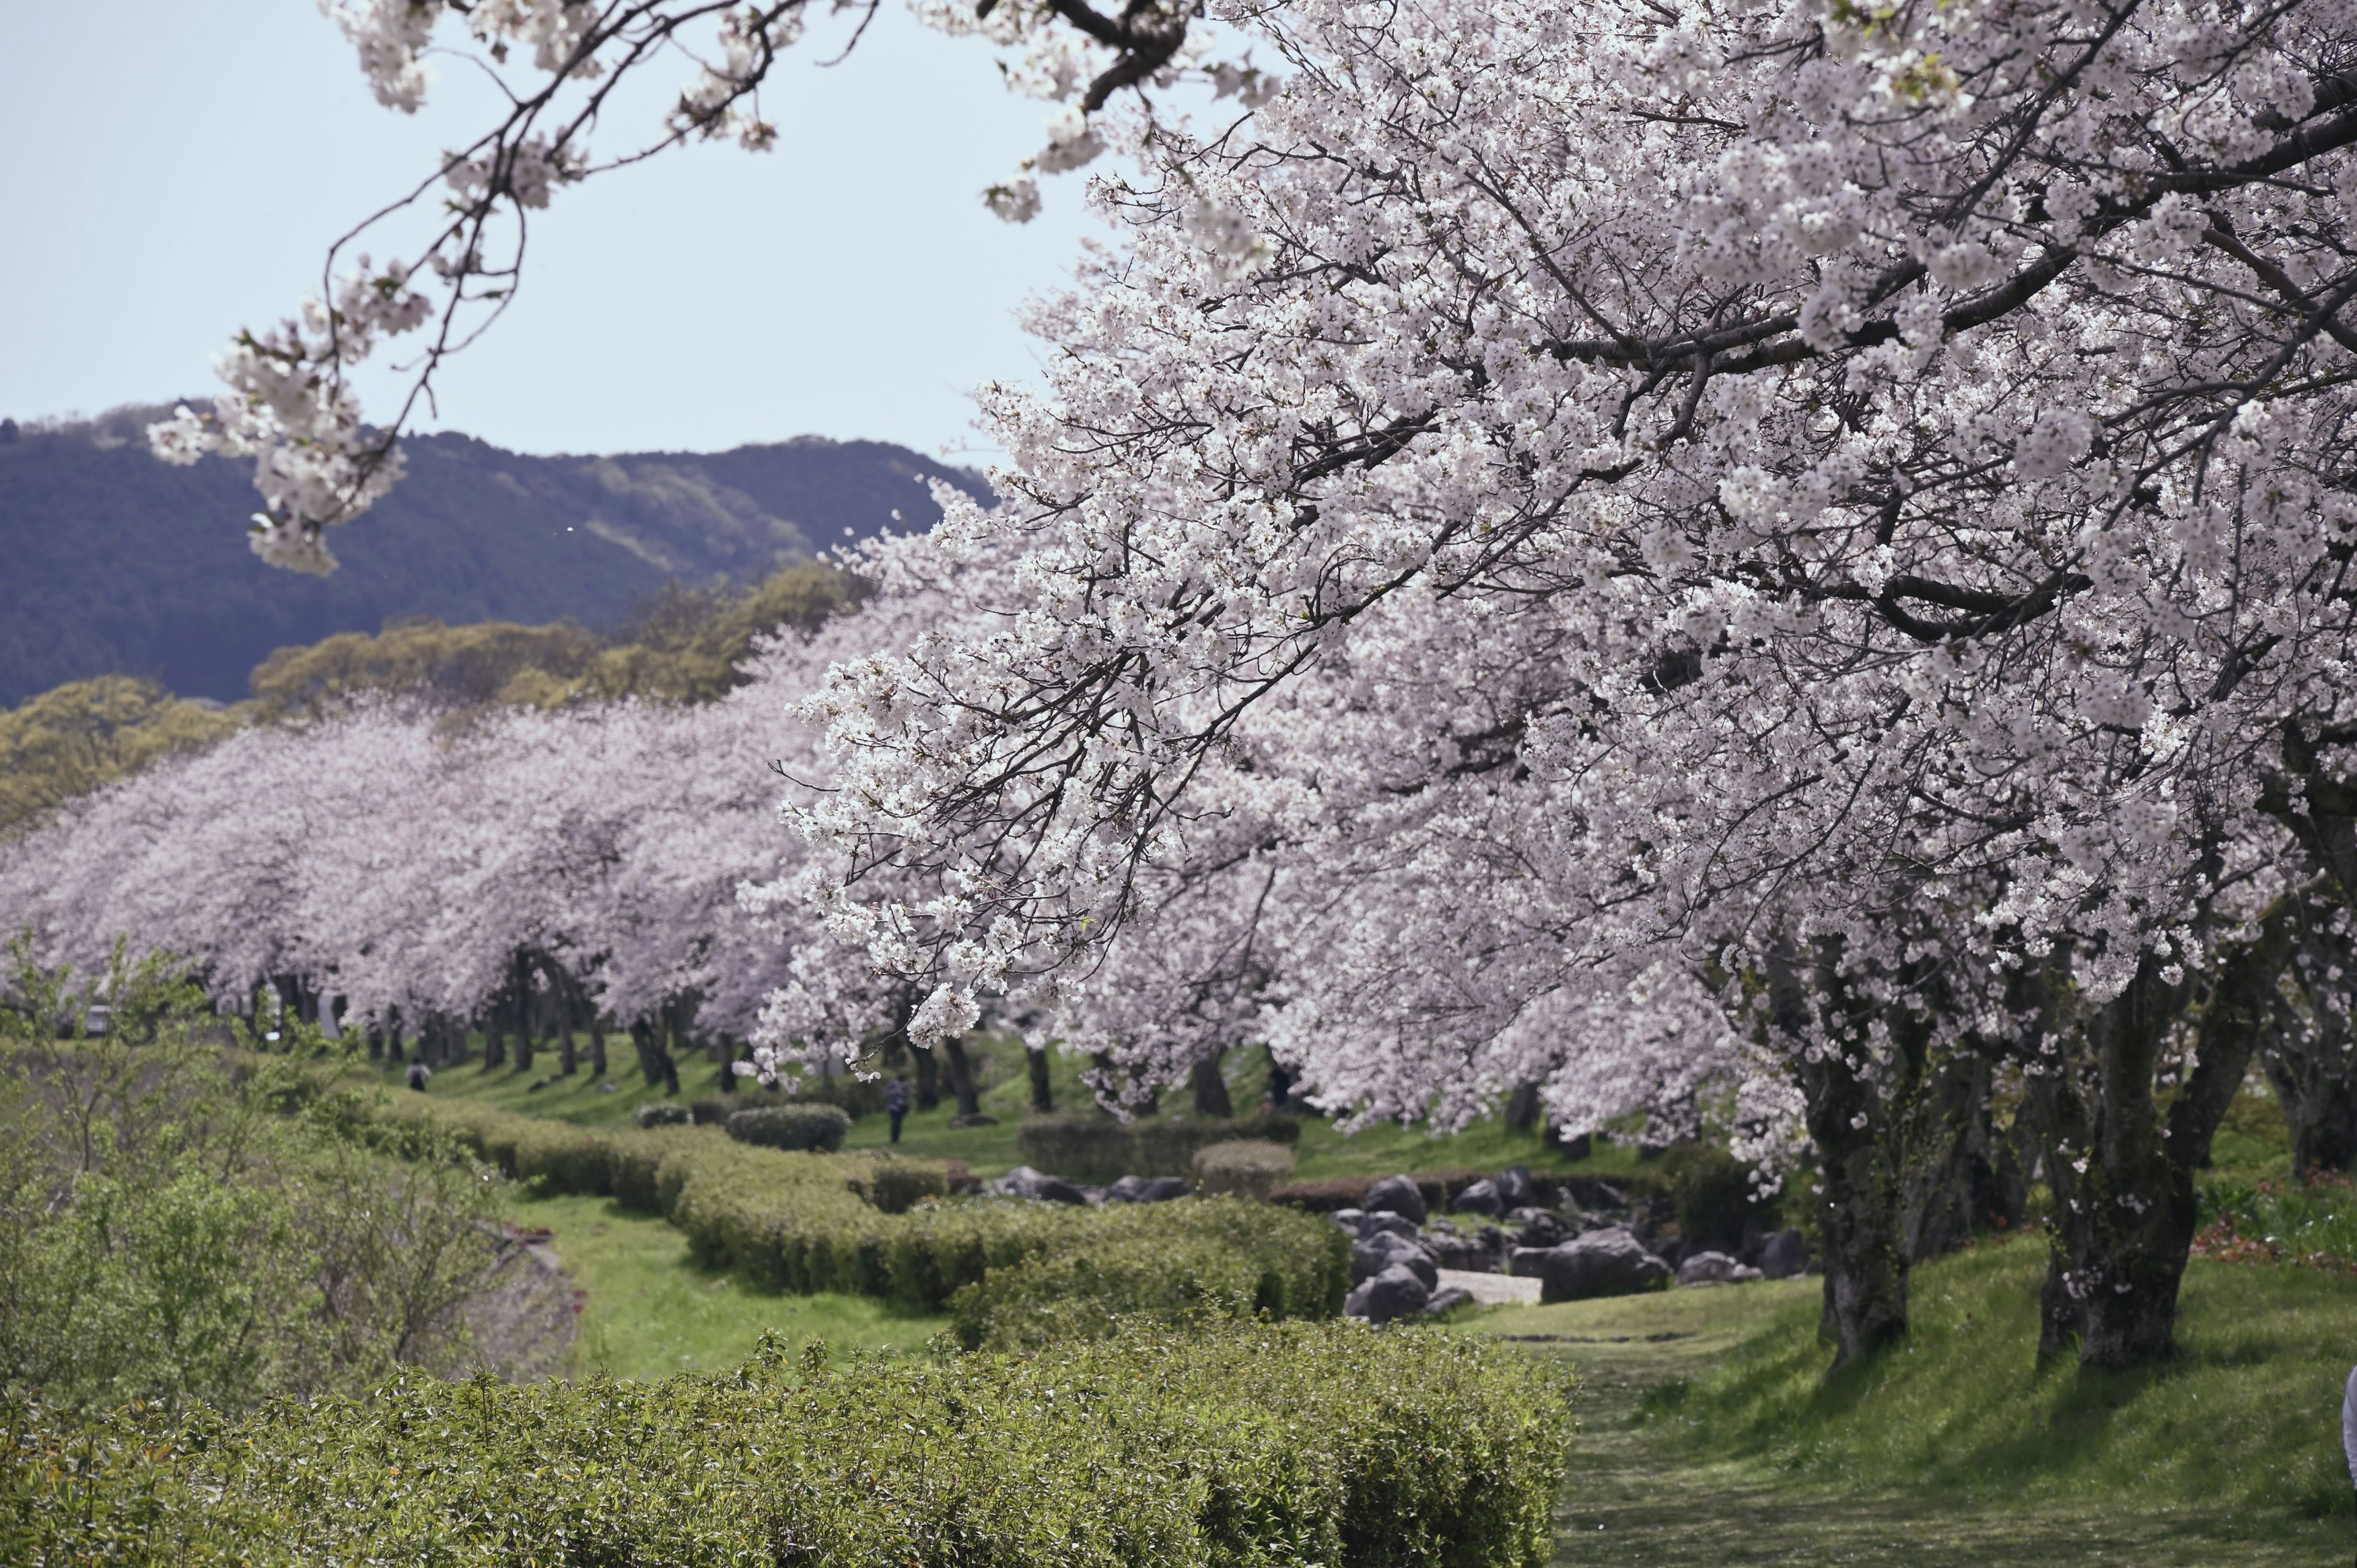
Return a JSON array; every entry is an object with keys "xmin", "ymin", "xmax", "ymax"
[
  {"xmin": 510, "ymin": 1190, "xmax": 948, "ymax": 1381},
  {"xmin": 1470, "ymin": 1237, "xmax": 2353, "ymax": 1564}
]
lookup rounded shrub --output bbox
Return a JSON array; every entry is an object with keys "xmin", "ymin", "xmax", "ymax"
[
  {"xmin": 1193, "ymin": 1138, "xmax": 1296, "ymax": 1199},
  {"xmin": 633, "ymin": 1100, "xmax": 692, "ymax": 1129},
  {"xmin": 726, "ymin": 1102, "xmax": 852, "ymax": 1153},
  {"xmin": 868, "ymin": 1158, "xmax": 951, "ymax": 1215}
]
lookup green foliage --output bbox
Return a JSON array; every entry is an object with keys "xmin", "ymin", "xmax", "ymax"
[
  {"xmin": 1194, "ymin": 1138, "xmax": 1298, "ymax": 1199},
  {"xmin": 633, "ymin": 1100, "xmax": 692, "ymax": 1128},
  {"xmin": 950, "ymin": 1197, "xmax": 1350, "ymax": 1351},
  {"xmin": 0, "ymin": 942, "xmax": 505, "ymax": 1415},
  {"xmin": 1019, "ymin": 1111, "xmax": 1302, "ymax": 1181},
  {"xmin": 3, "ymin": 1322, "xmax": 1572, "ymax": 1568},
  {"xmin": 1660, "ymin": 1142, "xmax": 1769, "ymax": 1252},
  {"xmin": 379, "ymin": 1101, "xmax": 1346, "ymax": 1326},
  {"xmin": 726, "ymin": 1102, "xmax": 852, "ymax": 1151},
  {"xmin": 865, "ymin": 1157, "xmax": 951, "ymax": 1215},
  {"xmin": 0, "ymin": 676, "xmax": 242, "ymax": 838}
]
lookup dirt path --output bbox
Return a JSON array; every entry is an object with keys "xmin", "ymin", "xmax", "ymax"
[{"xmin": 1474, "ymin": 1291, "xmax": 2332, "ymax": 1567}]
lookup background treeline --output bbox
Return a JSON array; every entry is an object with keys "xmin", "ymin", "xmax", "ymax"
[
  {"xmin": 0, "ymin": 404, "xmax": 983, "ymax": 705},
  {"xmin": 0, "ymin": 560, "xmax": 856, "ymax": 840}
]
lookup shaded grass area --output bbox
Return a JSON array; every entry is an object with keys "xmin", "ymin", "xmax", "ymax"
[
  {"xmin": 510, "ymin": 1190, "xmax": 946, "ymax": 1381},
  {"xmin": 1471, "ymin": 1238, "xmax": 2351, "ymax": 1564}
]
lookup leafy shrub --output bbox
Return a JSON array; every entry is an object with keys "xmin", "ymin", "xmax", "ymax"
[
  {"xmin": 2, "ymin": 1321, "xmax": 1573, "ymax": 1568},
  {"xmin": 867, "ymin": 1157, "xmax": 951, "ymax": 1215},
  {"xmin": 949, "ymin": 1197, "xmax": 1349, "ymax": 1349},
  {"xmin": 632, "ymin": 1100, "xmax": 692, "ymax": 1128},
  {"xmin": 726, "ymin": 1102, "xmax": 851, "ymax": 1151},
  {"xmin": 376, "ymin": 1100, "xmax": 1347, "ymax": 1323},
  {"xmin": 1019, "ymin": 1111, "xmax": 1301, "ymax": 1181},
  {"xmin": 1194, "ymin": 1138, "xmax": 1297, "ymax": 1199},
  {"xmin": 0, "ymin": 944, "xmax": 504, "ymax": 1416}
]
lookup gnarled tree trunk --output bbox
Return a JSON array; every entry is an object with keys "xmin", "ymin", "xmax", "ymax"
[{"xmin": 1191, "ymin": 1048, "xmax": 1233, "ymax": 1118}]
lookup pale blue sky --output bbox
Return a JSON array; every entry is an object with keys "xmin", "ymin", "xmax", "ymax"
[{"xmin": 0, "ymin": 2, "xmax": 1097, "ymax": 460}]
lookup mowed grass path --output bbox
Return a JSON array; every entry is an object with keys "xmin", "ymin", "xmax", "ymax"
[
  {"xmin": 1478, "ymin": 1242, "xmax": 2353, "ymax": 1565},
  {"xmin": 511, "ymin": 1191, "xmax": 947, "ymax": 1381}
]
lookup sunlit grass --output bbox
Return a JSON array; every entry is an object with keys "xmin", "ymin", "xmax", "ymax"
[{"xmin": 511, "ymin": 1189, "xmax": 946, "ymax": 1381}]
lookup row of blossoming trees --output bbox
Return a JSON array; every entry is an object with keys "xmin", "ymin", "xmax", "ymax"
[{"xmin": 28, "ymin": 0, "xmax": 2357, "ymax": 1375}]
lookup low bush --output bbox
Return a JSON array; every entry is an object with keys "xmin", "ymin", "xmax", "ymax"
[
  {"xmin": 726, "ymin": 1102, "xmax": 851, "ymax": 1151},
  {"xmin": 866, "ymin": 1157, "xmax": 951, "ymax": 1215},
  {"xmin": 372, "ymin": 1101, "xmax": 1346, "ymax": 1319},
  {"xmin": 632, "ymin": 1100, "xmax": 692, "ymax": 1128},
  {"xmin": 1019, "ymin": 1111, "xmax": 1301, "ymax": 1181},
  {"xmin": 950, "ymin": 1197, "xmax": 1349, "ymax": 1349},
  {"xmin": 3, "ymin": 1321, "xmax": 1573, "ymax": 1568},
  {"xmin": 1194, "ymin": 1138, "xmax": 1297, "ymax": 1199}
]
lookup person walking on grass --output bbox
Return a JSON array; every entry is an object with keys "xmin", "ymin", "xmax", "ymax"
[{"xmin": 885, "ymin": 1073, "xmax": 910, "ymax": 1145}]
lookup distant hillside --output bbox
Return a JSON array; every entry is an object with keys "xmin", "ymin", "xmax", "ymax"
[{"xmin": 0, "ymin": 406, "xmax": 987, "ymax": 704}]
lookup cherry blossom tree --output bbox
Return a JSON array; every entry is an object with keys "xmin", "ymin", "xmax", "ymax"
[{"xmin": 779, "ymin": 0, "xmax": 2357, "ymax": 1368}]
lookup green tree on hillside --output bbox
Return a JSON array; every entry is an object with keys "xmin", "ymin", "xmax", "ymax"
[{"xmin": 0, "ymin": 677, "xmax": 241, "ymax": 838}]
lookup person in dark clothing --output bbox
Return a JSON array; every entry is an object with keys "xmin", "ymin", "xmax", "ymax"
[{"xmin": 885, "ymin": 1073, "xmax": 910, "ymax": 1144}]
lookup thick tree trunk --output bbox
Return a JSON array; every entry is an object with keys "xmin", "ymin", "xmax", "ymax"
[
  {"xmin": 1504, "ymin": 1081, "xmax": 1542, "ymax": 1130},
  {"xmin": 629, "ymin": 1019, "xmax": 661, "ymax": 1087},
  {"xmin": 913, "ymin": 1044, "xmax": 940, "ymax": 1111},
  {"xmin": 2035, "ymin": 921, "xmax": 2289, "ymax": 1369},
  {"xmin": 1900, "ymin": 1049, "xmax": 2012, "ymax": 1262},
  {"xmin": 588, "ymin": 1016, "xmax": 608, "ymax": 1079},
  {"xmin": 1771, "ymin": 940, "xmax": 1919, "ymax": 1370},
  {"xmin": 2260, "ymin": 910, "xmax": 2357, "ymax": 1173},
  {"xmin": 1027, "ymin": 1045, "xmax": 1055, "ymax": 1113},
  {"xmin": 942, "ymin": 1035, "xmax": 985, "ymax": 1119},
  {"xmin": 511, "ymin": 951, "xmax": 535, "ymax": 1075},
  {"xmin": 1191, "ymin": 1049, "xmax": 1234, "ymax": 1118},
  {"xmin": 553, "ymin": 962, "xmax": 578, "ymax": 1077}
]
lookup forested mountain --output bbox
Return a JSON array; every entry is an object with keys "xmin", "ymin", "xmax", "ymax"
[{"xmin": 0, "ymin": 405, "xmax": 987, "ymax": 704}]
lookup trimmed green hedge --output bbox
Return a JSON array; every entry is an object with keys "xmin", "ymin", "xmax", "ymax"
[
  {"xmin": 725, "ymin": 1102, "xmax": 851, "ymax": 1151},
  {"xmin": 3, "ymin": 1321, "xmax": 1572, "ymax": 1568},
  {"xmin": 1194, "ymin": 1138, "xmax": 1298, "ymax": 1199},
  {"xmin": 376, "ymin": 1100, "xmax": 1345, "ymax": 1316},
  {"xmin": 1019, "ymin": 1111, "xmax": 1302, "ymax": 1181}
]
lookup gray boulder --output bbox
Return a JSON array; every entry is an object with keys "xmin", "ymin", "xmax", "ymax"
[
  {"xmin": 1329, "ymin": 1207, "xmax": 1369, "ymax": 1232},
  {"xmin": 1512, "ymin": 1210, "xmax": 1570, "ymax": 1249},
  {"xmin": 991, "ymin": 1165, "xmax": 1091, "ymax": 1206},
  {"xmin": 1364, "ymin": 1173, "xmax": 1430, "ymax": 1225},
  {"xmin": 1675, "ymin": 1250, "xmax": 1764, "ymax": 1287},
  {"xmin": 1532, "ymin": 1227, "xmax": 1672, "ymax": 1303},
  {"xmin": 1105, "ymin": 1175, "xmax": 1188, "ymax": 1203},
  {"xmin": 1507, "ymin": 1246, "xmax": 1555, "ymax": 1279},
  {"xmin": 1424, "ymin": 1286, "xmax": 1474, "ymax": 1316},
  {"xmin": 1427, "ymin": 1232, "xmax": 1496, "ymax": 1273},
  {"xmin": 1759, "ymin": 1229, "xmax": 1809, "ymax": 1280},
  {"xmin": 1351, "ymin": 1230, "xmax": 1439, "ymax": 1290},
  {"xmin": 1361, "ymin": 1211, "xmax": 1422, "ymax": 1242},
  {"xmin": 1345, "ymin": 1262, "xmax": 1431, "ymax": 1325},
  {"xmin": 1452, "ymin": 1178, "xmax": 1504, "ymax": 1216},
  {"xmin": 1495, "ymin": 1165, "xmax": 1537, "ymax": 1211}
]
